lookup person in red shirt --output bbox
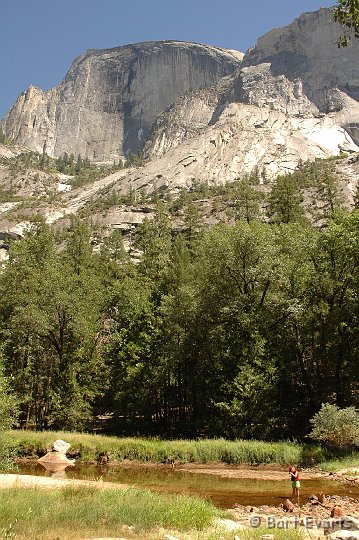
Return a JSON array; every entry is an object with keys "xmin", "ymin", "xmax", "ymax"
[{"xmin": 289, "ymin": 465, "xmax": 300, "ymax": 503}]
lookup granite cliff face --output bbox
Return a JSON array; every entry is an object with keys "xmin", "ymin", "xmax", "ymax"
[
  {"xmin": 240, "ymin": 9, "xmax": 359, "ymax": 109},
  {"xmin": 238, "ymin": 8, "xmax": 359, "ymax": 143},
  {"xmin": 0, "ymin": 42, "xmax": 241, "ymax": 162},
  {"xmin": 135, "ymin": 7, "xmax": 359, "ymax": 189},
  {"xmin": 1, "ymin": 8, "xmax": 359, "ymax": 190}
]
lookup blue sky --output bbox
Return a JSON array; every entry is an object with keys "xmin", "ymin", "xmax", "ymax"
[{"xmin": 1, "ymin": 0, "xmax": 334, "ymax": 118}]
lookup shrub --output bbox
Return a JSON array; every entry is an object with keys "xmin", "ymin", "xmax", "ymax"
[{"xmin": 309, "ymin": 403, "xmax": 359, "ymax": 448}]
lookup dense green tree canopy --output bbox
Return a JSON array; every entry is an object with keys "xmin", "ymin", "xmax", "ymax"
[{"xmin": 0, "ymin": 167, "xmax": 358, "ymax": 439}]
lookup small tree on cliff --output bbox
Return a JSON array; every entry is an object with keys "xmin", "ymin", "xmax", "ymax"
[{"xmin": 334, "ymin": 0, "xmax": 359, "ymax": 46}]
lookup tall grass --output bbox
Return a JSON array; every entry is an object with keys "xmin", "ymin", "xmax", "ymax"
[
  {"xmin": 0, "ymin": 487, "xmax": 307, "ymax": 540},
  {"xmin": 0, "ymin": 486, "xmax": 220, "ymax": 539},
  {"xmin": 318, "ymin": 454, "xmax": 359, "ymax": 473},
  {"xmin": 7, "ymin": 430, "xmax": 305, "ymax": 465},
  {"xmin": 9, "ymin": 429, "xmax": 355, "ymax": 468}
]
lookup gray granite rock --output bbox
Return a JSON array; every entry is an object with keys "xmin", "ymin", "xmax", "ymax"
[
  {"xmin": 0, "ymin": 41, "xmax": 241, "ymax": 162},
  {"xmin": 1, "ymin": 7, "xmax": 359, "ymax": 190}
]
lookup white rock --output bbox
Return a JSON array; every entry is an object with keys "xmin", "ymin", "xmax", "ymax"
[
  {"xmin": 215, "ymin": 518, "xmax": 245, "ymax": 531},
  {"xmin": 328, "ymin": 532, "xmax": 359, "ymax": 539},
  {"xmin": 52, "ymin": 439, "xmax": 71, "ymax": 454}
]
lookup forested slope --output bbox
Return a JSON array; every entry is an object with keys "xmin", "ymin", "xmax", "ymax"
[{"xmin": 0, "ymin": 161, "xmax": 358, "ymax": 438}]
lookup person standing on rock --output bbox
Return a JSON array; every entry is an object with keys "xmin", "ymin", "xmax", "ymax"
[{"xmin": 289, "ymin": 465, "xmax": 300, "ymax": 504}]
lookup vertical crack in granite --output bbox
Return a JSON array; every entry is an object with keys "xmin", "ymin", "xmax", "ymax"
[
  {"xmin": 1, "ymin": 7, "xmax": 359, "ymax": 175},
  {"xmin": 1, "ymin": 41, "xmax": 241, "ymax": 162}
]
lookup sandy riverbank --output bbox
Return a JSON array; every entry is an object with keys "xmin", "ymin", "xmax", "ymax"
[
  {"xmin": 0, "ymin": 473, "xmax": 129, "ymax": 490},
  {"xmin": 1, "ymin": 470, "xmax": 359, "ymax": 539}
]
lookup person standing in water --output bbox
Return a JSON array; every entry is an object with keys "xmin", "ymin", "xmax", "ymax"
[{"xmin": 289, "ymin": 465, "xmax": 300, "ymax": 503}]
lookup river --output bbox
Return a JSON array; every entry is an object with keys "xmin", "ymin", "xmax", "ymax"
[{"xmin": 12, "ymin": 461, "xmax": 359, "ymax": 509}]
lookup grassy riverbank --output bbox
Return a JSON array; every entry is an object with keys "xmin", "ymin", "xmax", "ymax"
[
  {"xmin": 0, "ymin": 431, "xmax": 353, "ymax": 539},
  {"xmin": 4, "ymin": 429, "xmax": 358, "ymax": 469},
  {"xmin": 0, "ymin": 485, "xmax": 306, "ymax": 540},
  {"xmin": 0, "ymin": 486, "xmax": 219, "ymax": 539},
  {"xmin": 318, "ymin": 455, "xmax": 359, "ymax": 473},
  {"xmin": 6, "ymin": 429, "xmax": 303, "ymax": 464}
]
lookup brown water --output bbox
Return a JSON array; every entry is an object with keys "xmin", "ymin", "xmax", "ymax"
[{"xmin": 12, "ymin": 462, "xmax": 359, "ymax": 509}]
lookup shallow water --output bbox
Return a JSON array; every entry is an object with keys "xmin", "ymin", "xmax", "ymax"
[{"xmin": 12, "ymin": 462, "xmax": 359, "ymax": 509}]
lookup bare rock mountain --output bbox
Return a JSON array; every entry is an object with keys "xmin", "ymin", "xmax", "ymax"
[
  {"xmin": 131, "ymin": 7, "xmax": 359, "ymax": 191},
  {"xmin": 239, "ymin": 8, "xmax": 359, "ymax": 118},
  {"xmin": 1, "ymin": 7, "xmax": 359, "ymax": 194},
  {"xmin": 0, "ymin": 41, "xmax": 241, "ymax": 162}
]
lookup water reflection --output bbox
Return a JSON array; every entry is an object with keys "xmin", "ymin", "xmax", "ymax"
[
  {"xmin": 38, "ymin": 461, "xmax": 74, "ymax": 478},
  {"xmin": 13, "ymin": 462, "xmax": 359, "ymax": 508}
]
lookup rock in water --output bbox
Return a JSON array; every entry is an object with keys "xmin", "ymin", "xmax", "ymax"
[{"xmin": 38, "ymin": 439, "xmax": 75, "ymax": 464}]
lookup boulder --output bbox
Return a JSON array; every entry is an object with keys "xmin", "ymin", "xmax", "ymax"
[
  {"xmin": 327, "ymin": 532, "xmax": 359, "ymax": 539},
  {"xmin": 215, "ymin": 518, "xmax": 245, "ymax": 531},
  {"xmin": 38, "ymin": 451, "xmax": 73, "ymax": 464},
  {"xmin": 331, "ymin": 507, "xmax": 345, "ymax": 518},
  {"xmin": 52, "ymin": 439, "xmax": 71, "ymax": 454},
  {"xmin": 37, "ymin": 439, "xmax": 75, "ymax": 465},
  {"xmin": 283, "ymin": 499, "xmax": 295, "ymax": 512},
  {"xmin": 318, "ymin": 492, "xmax": 327, "ymax": 504}
]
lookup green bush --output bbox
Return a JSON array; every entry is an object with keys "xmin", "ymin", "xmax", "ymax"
[{"xmin": 309, "ymin": 403, "xmax": 359, "ymax": 448}]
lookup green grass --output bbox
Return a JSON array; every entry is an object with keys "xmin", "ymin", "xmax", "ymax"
[
  {"xmin": 318, "ymin": 453, "xmax": 359, "ymax": 473},
  {"xmin": 0, "ymin": 486, "xmax": 221, "ymax": 539},
  {"xmin": 6, "ymin": 430, "xmax": 304, "ymax": 465},
  {"xmin": 6, "ymin": 429, "xmax": 356, "ymax": 469},
  {"xmin": 0, "ymin": 487, "xmax": 307, "ymax": 540}
]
